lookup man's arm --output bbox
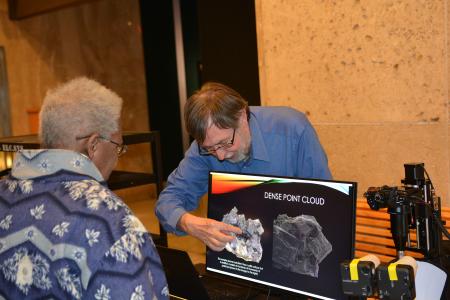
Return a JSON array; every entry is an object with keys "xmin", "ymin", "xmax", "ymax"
[
  {"xmin": 178, "ymin": 213, "xmax": 242, "ymax": 251},
  {"xmin": 155, "ymin": 143, "xmax": 242, "ymax": 250},
  {"xmin": 155, "ymin": 144, "xmax": 212, "ymax": 234}
]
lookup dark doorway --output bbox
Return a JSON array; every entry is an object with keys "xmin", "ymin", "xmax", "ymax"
[
  {"xmin": 140, "ymin": 1, "xmax": 183, "ymax": 179},
  {"xmin": 140, "ymin": 0, "xmax": 261, "ymax": 179},
  {"xmin": 194, "ymin": 0, "xmax": 261, "ymax": 106}
]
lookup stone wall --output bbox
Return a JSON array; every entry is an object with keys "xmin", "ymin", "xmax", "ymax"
[{"xmin": 255, "ymin": 0, "xmax": 449, "ymax": 205}]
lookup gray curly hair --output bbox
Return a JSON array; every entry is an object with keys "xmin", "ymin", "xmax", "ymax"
[
  {"xmin": 184, "ymin": 82, "xmax": 249, "ymax": 144},
  {"xmin": 39, "ymin": 77, "xmax": 123, "ymax": 148}
]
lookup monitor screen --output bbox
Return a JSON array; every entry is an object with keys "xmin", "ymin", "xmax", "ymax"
[{"xmin": 206, "ymin": 171, "xmax": 357, "ymax": 300}]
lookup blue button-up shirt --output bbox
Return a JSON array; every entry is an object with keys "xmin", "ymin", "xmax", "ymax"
[{"xmin": 156, "ymin": 106, "xmax": 332, "ymax": 234}]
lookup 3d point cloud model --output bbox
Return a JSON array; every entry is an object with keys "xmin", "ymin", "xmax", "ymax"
[
  {"xmin": 222, "ymin": 207, "xmax": 264, "ymax": 263},
  {"xmin": 272, "ymin": 214, "xmax": 332, "ymax": 277}
]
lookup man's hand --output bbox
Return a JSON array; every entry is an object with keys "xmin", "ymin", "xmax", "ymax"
[{"xmin": 178, "ymin": 213, "xmax": 242, "ymax": 251}]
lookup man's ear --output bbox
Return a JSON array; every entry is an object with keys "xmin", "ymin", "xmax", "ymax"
[
  {"xmin": 86, "ymin": 133, "xmax": 100, "ymax": 159},
  {"xmin": 240, "ymin": 109, "xmax": 247, "ymax": 123}
]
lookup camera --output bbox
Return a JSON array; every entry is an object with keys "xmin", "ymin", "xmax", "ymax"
[
  {"xmin": 364, "ymin": 163, "xmax": 443, "ymax": 258},
  {"xmin": 341, "ymin": 164, "xmax": 450, "ymax": 299}
]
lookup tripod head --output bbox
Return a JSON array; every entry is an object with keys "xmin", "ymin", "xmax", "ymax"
[{"xmin": 364, "ymin": 163, "xmax": 443, "ymax": 258}]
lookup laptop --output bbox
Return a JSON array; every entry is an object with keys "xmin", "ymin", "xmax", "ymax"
[
  {"xmin": 156, "ymin": 245, "xmax": 210, "ymax": 300},
  {"xmin": 156, "ymin": 246, "xmax": 256, "ymax": 300}
]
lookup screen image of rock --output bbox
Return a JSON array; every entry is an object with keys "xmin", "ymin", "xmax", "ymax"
[
  {"xmin": 272, "ymin": 214, "xmax": 332, "ymax": 277},
  {"xmin": 222, "ymin": 207, "xmax": 264, "ymax": 263}
]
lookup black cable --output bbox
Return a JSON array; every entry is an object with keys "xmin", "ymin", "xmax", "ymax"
[
  {"xmin": 420, "ymin": 165, "xmax": 450, "ymax": 239},
  {"xmin": 422, "ymin": 166, "xmax": 435, "ymax": 190},
  {"xmin": 266, "ymin": 288, "xmax": 271, "ymax": 300},
  {"xmin": 433, "ymin": 213, "xmax": 450, "ymax": 240}
]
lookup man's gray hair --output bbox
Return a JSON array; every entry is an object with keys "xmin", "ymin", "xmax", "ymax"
[{"xmin": 39, "ymin": 77, "xmax": 123, "ymax": 148}]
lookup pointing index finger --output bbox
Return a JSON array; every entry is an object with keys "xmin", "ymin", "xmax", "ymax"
[{"xmin": 217, "ymin": 222, "xmax": 242, "ymax": 234}]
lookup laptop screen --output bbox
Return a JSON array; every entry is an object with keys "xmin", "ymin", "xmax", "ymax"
[
  {"xmin": 206, "ymin": 171, "xmax": 357, "ymax": 300},
  {"xmin": 156, "ymin": 245, "xmax": 210, "ymax": 299}
]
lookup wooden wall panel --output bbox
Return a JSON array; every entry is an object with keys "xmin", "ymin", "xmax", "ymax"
[
  {"xmin": 0, "ymin": 0, "xmax": 149, "ymax": 136},
  {"xmin": 0, "ymin": 0, "xmax": 151, "ymax": 174}
]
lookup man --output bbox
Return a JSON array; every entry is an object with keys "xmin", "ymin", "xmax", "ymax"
[
  {"xmin": 0, "ymin": 77, "xmax": 168, "ymax": 299},
  {"xmin": 156, "ymin": 82, "xmax": 331, "ymax": 251}
]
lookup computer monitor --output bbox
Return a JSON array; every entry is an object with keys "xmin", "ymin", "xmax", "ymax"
[{"xmin": 206, "ymin": 171, "xmax": 357, "ymax": 300}]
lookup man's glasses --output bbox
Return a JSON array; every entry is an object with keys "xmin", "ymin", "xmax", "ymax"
[
  {"xmin": 198, "ymin": 129, "xmax": 235, "ymax": 155},
  {"xmin": 76, "ymin": 135, "xmax": 128, "ymax": 157}
]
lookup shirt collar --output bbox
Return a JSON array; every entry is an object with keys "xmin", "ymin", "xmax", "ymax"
[
  {"xmin": 11, "ymin": 149, "xmax": 104, "ymax": 181},
  {"xmin": 248, "ymin": 111, "xmax": 270, "ymax": 162}
]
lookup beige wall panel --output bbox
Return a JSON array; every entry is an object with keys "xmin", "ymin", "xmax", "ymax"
[
  {"xmin": 0, "ymin": 0, "xmax": 148, "ymax": 136},
  {"xmin": 256, "ymin": 0, "xmax": 446, "ymax": 124},
  {"xmin": 255, "ymin": 0, "xmax": 449, "ymax": 209},
  {"xmin": 316, "ymin": 123, "xmax": 449, "ymax": 206}
]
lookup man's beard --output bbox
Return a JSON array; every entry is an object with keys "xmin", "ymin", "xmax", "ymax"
[
  {"xmin": 227, "ymin": 148, "xmax": 249, "ymax": 163},
  {"xmin": 227, "ymin": 136, "xmax": 251, "ymax": 163}
]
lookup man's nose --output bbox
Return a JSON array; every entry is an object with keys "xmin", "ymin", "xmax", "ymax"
[{"xmin": 215, "ymin": 148, "xmax": 227, "ymax": 161}]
